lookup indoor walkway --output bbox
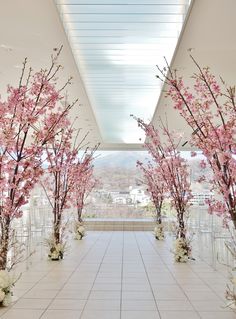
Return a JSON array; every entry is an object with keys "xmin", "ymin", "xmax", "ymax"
[{"xmin": 0, "ymin": 231, "xmax": 235, "ymax": 319}]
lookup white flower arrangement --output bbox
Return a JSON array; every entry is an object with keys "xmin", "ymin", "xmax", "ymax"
[
  {"xmin": 0, "ymin": 270, "xmax": 18, "ymax": 307},
  {"xmin": 225, "ymin": 272, "xmax": 236, "ymax": 309},
  {"xmin": 45, "ymin": 236, "xmax": 67, "ymax": 261},
  {"xmin": 74, "ymin": 221, "xmax": 86, "ymax": 240},
  {"xmin": 224, "ymin": 240, "xmax": 236, "ymax": 308},
  {"xmin": 174, "ymin": 237, "xmax": 191, "ymax": 263},
  {"xmin": 154, "ymin": 223, "xmax": 164, "ymax": 240}
]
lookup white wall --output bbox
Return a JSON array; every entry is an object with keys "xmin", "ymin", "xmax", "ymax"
[{"xmin": 152, "ymin": 0, "xmax": 236, "ymax": 147}]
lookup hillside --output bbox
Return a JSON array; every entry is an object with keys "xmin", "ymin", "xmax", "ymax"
[{"xmin": 94, "ymin": 151, "xmax": 151, "ymax": 169}]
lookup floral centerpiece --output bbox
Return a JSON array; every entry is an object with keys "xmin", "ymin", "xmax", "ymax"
[
  {"xmin": 154, "ymin": 223, "xmax": 165, "ymax": 241},
  {"xmin": 226, "ymin": 272, "xmax": 236, "ymax": 309},
  {"xmin": 224, "ymin": 240, "xmax": 236, "ymax": 308},
  {"xmin": 0, "ymin": 270, "xmax": 18, "ymax": 307},
  {"xmin": 45, "ymin": 235, "xmax": 67, "ymax": 261},
  {"xmin": 174, "ymin": 237, "xmax": 192, "ymax": 263},
  {"xmin": 74, "ymin": 221, "xmax": 86, "ymax": 240}
]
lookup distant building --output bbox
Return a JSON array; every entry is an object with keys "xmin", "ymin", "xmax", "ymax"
[
  {"xmin": 108, "ymin": 187, "xmax": 150, "ymax": 206},
  {"xmin": 129, "ymin": 188, "xmax": 150, "ymax": 206},
  {"xmin": 109, "ymin": 190, "xmax": 131, "ymax": 205},
  {"xmin": 114, "ymin": 197, "xmax": 127, "ymax": 205}
]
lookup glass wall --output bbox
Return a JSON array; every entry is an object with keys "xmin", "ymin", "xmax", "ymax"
[
  {"xmin": 83, "ymin": 150, "xmax": 213, "ymax": 219},
  {"xmin": 12, "ymin": 150, "xmax": 234, "ymax": 269}
]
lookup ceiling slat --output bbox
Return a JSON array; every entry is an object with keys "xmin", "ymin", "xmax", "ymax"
[{"xmin": 55, "ymin": 0, "xmax": 191, "ymax": 143}]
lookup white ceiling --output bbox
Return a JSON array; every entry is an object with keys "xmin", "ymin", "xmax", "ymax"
[
  {"xmin": 3, "ymin": 0, "xmax": 234, "ymax": 150},
  {"xmin": 0, "ymin": 0, "xmax": 102, "ymax": 148},
  {"xmin": 152, "ymin": 0, "xmax": 236, "ymax": 149},
  {"xmin": 55, "ymin": 0, "xmax": 191, "ymax": 145}
]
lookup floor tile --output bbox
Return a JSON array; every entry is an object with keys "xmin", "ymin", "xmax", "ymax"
[
  {"xmin": 92, "ymin": 283, "xmax": 121, "ymax": 291},
  {"xmin": 122, "ymin": 291, "xmax": 154, "ymax": 300},
  {"xmin": 49, "ymin": 299, "xmax": 86, "ymax": 310},
  {"xmin": 160, "ymin": 311, "xmax": 200, "ymax": 319},
  {"xmin": 184, "ymin": 290, "xmax": 221, "ymax": 301},
  {"xmin": 122, "ymin": 300, "xmax": 157, "ymax": 311},
  {"xmin": 121, "ymin": 310, "xmax": 160, "ymax": 319},
  {"xmin": 12, "ymin": 298, "xmax": 52, "ymax": 309},
  {"xmin": 156, "ymin": 299, "xmax": 194, "ymax": 311},
  {"xmin": 122, "ymin": 284, "xmax": 151, "ymax": 291},
  {"xmin": 23, "ymin": 289, "xmax": 58, "ymax": 299},
  {"xmin": 84, "ymin": 299, "xmax": 120, "ymax": 311},
  {"xmin": 191, "ymin": 300, "xmax": 231, "ymax": 312},
  {"xmin": 81, "ymin": 310, "xmax": 120, "ymax": 319},
  {"xmin": 89, "ymin": 290, "xmax": 120, "ymax": 300},
  {"xmin": 40, "ymin": 310, "xmax": 82, "ymax": 319},
  {"xmin": 1, "ymin": 309, "xmax": 44, "ymax": 319},
  {"xmin": 56, "ymin": 289, "xmax": 90, "ymax": 299},
  {"xmin": 4, "ymin": 231, "xmax": 234, "ymax": 319},
  {"xmin": 198, "ymin": 312, "xmax": 236, "ymax": 319}
]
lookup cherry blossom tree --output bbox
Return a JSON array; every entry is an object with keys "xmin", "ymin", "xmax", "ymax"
[
  {"xmin": 134, "ymin": 116, "xmax": 192, "ymax": 261},
  {"xmin": 74, "ymin": 152, "xmax": 96, "ymax": 222},
  {"xmin": 157, "ymin": 56, "xmax": 236, "ymax": 229},
  {"xmin": 43, "ymin": 125, "xmax": 80, "ymax": 259},
  {"xmin": 72, "ymin": 150, "xmax": 97, "ymax": 240},
  {"xmin": 0, "ymin": 47, "xmax": 75, "ymax": 270},
  {"xmin": 43, "ymin": 122, "xmax": 99, "ymax": 256},
  {"xmin": 137, "ymin": 161, "xmax": 165, "ymax": 240}
]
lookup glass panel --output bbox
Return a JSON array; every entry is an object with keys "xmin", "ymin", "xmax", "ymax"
[
  {"xmin": 55, "ymin": 0, "xmax": 192, "ymax": 144},
  {"xmin": 62, "ymin": 5, "xmax": 188, "ymax": 15},
  {"xmin": 64, "ymin": 13, "xmax": 185, "ymax": 23}
]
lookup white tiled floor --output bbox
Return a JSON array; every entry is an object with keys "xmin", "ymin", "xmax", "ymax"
[{"xmin": 1, "ymin": 231, "xmax": 236, "ymax": 318}]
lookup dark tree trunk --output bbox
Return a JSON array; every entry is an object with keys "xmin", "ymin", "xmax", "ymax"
[
  {"xmin": 155, "ymin": 200, "xmax": 162, "ymax": 225},
  {"xmin": 53, "ymin": 211, "xmax": 61, "ymax": 245},
  {"xmin": 177, "ymin": 209, "xmax": 186, "ymax": 239},
  {"xmin": 0, "ymin": 217, "xmax": 10, "ymax": 270},
  {"xmin": 77, "ymin": 207, "xmax": 83, "ymax": 223},
  {"xmin": 229, "ymin": 207, "xmax": 236, "ymax": 230}
]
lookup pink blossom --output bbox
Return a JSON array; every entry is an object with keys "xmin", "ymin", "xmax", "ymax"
[
  {"xmin": 43, "ymin": 122, "xmax": 98, "ymax": 243},
  {"xmin": 159, "ymin": 57, "xmax": 236, "ymax": 228},
  {"xmin": 0, "ymin": 49, "xmax": 76, "ymax": 269},
  {"xmin": 134, "ymin": 117, "xmax": 192, "ymax": 239},
  {"xmin": 199, "ymin": 160, "xmax": 207, "ymax": 169}
]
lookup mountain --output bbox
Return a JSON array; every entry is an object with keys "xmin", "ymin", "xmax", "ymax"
[{"xmin": 94, "ymin": 151, "xmax": 151, "ymax": 169}]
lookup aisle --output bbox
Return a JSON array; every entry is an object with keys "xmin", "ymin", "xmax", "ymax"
[{"xmin": 0, "ymin": 231, "xmax": 235, "ymax": 319}]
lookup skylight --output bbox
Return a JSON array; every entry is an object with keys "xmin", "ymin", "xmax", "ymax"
[{"xmin": 55, "ymin": 0, "xmax": 192, "ymax": 144}]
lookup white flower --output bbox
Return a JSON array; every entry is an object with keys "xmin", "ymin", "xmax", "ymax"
[
  {"xmin": 154, "ymin": 224, "xmax": 164, "ymax": 240},
  {"xmin": 78, "ymin": 226, "xmax": 85, "ymax": 235},
  {"xmin": 74, "ymin": 222, "xmax": 85, "ymax": 240},
  {"xmin": 51, "ymin": 251, "xmax": 60, "ymax": 259},
  {"xmin": 0, "ymin": 290, "xmax": 5, "ymax": 302},
  {"xmin": 174, "ymin": 238, "xmax": 190, "ymax": 263},
  {"xmin": 55, "ymin": 244, "xmax": 63, "ymax": 253},
  {"xmin": 74, "ymin": 233, "xmax": 81, "ymax": 240},
  {"xmin": 0, "ymin": 271, "xmax": 11, "ymax": 289},
  {"xmin": 2, "ymin": 293, "xmax": 12, "ymax": 307},
  {"xmin": 48, "ymin": 242, "xmax": 65, "ymax": 260}
]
